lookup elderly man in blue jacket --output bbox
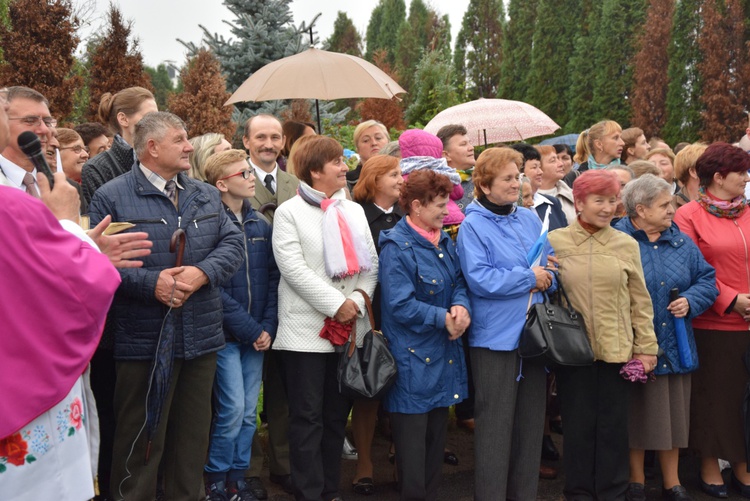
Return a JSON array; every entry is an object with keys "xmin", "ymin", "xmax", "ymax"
[{"xmin": 89, "ymin": 111, "xmax": 244, "ymax": 501}]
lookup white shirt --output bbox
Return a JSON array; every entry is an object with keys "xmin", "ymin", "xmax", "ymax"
[
  {"xmin": 138, "ymin": 164, "xmax": 183, "ymax": 193},
  {"xmin": 0, "ymin": 154, "xmax": 37, "ymax": 192},
  {"xmin": 249, "ymin": 158, "xmax": 278, "ymax": 193}
]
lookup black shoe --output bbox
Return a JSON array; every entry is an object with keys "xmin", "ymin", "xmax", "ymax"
[
  {"xmin": 732, "ymin": 473, "xmax": 750, "ymax": 499},
  {"xmin": 626, "ymin": 482, "xmax": 646, "ymax": 501},
  {"xmin": 243, "ymin": 477, "xmax": 267, "ymax": 500},
  {"xmin": 662, "ymin": 485, "xmax": 691, "ymax": 501},
  {"xmin": 541, "ymin": 435, "xmax": 560, "ymax": 461},
  {"xmin": 206, "ymin": 481, "xmax": 230, "ymax": 501},
  {"xmin": 352, "ymin": 477, "xmax": 375, "ymax": 496},
  {"xmin": 443, "ymin": 450, "xmax": 458, "ymax": 466},
  {"xmin": 227, "ymin": 480, "xmax": 259, "ymax": 501},
  {"xmin": 269, "ymin": 473, "xmax": 294, "ymax": 494},
  {"xmin": 700, "ymin": 479, "xmax": 728, "ymax": 499}
]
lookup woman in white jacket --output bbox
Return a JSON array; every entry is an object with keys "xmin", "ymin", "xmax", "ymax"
[{"xmin": 272, "ymin": 135, "xmax": 378, "ymax": 501}]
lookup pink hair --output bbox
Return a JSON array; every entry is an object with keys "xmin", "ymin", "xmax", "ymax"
[{"xmin": 572, "ymin": 169, "xmax": 621, "ymax": 202}]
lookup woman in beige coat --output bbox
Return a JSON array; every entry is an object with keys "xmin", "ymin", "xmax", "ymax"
[{"xmin": 548, "ymin": 169, "xmax": 659, "ymax": 501}]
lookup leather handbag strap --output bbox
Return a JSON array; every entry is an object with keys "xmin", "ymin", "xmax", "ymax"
[
  {"xmin": 548, "ymin": 270, "xmax": 576, "ymax": 315},
  {"xmin": 354, "ymin": 288, "xmax": 376, "ymax": 331}
]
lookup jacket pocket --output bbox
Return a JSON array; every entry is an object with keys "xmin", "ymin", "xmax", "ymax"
[
  {"xmin": 191, "ymin": 213, "xmax": 219, "ymax": 228},
  {"xmin": 405, "ymin": 344, "xmax": 445, "ymax": 400},
  {"xmin": 415, "ymin": 271, "xmax": 445, "ymax": 300}
]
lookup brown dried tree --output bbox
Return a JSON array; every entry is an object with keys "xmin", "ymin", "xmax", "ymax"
[
  {"xmin": 357, "ymin": 50, "xmax": 405, "ymax": 130},
  {"xmin": 86, "ymin": 5, "xmax": 152, "ymax": 122},
  {"xmin": 698, "ymin": 0, "xmax": 748, "ymax": 142},
  {"xmin": 168, "ymin": 49, "xmax": 236, "ymax": 139},
  {"xmin": 0, "ymin": 0, "xmax": 82, "ymax": 119},
  {"xmin": 630, "ymin": 0, "xmax": 674, "ymax": 138}
]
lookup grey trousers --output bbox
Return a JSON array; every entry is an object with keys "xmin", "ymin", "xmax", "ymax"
[{"xmin": 471, "ymin": 348, "xmax": 547, "ymax": 501}]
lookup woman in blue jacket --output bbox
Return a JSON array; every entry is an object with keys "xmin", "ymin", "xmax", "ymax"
[
  {"xmin": 379, "ymin": 169, "xmax": 471, "ymax": 501},
  {"xmin": 456, "ymin": 147, "xmax": 556, "ymax": 501},
  {"xmin": 615, "ymin": 175, "xmax": 717, "ymax": 501}
]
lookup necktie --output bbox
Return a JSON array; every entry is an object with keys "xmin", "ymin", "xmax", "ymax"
[
  {"xmin": 165, "ymin": 179, "xmax": 177, "ymax": 207},
  {"xmin": 264, "ymin": 174, "xmax": 275, "ymax": 195},
  {"xmin": 22, "ymin": 172, "xmax": 40, "ymax": 198}
]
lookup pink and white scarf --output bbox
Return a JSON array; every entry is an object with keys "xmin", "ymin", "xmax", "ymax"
[{"xmin": 298, "ymin": 181, "xmax": 373, "ymax": 280}]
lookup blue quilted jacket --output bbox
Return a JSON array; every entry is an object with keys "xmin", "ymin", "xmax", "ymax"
[
  {"xmin": 88, "ymin": 165, "xmax": 244, "ymax": 361},
  {"xmin": 220, "ymin": 201, "xmax": 279, "ymax": 344},
  {"xmin": 614, "ymin": 218, "xmax": 717, "ymax": 374}
]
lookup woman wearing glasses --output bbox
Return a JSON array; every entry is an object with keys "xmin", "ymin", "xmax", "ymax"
[{"xmin": 56, "ymin": 128, "xmax": 89, "ymax": 184}]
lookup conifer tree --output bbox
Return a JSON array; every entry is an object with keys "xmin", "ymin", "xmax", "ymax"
[
  {"xmin": 326, "ymin": 11, "xmax": 362, "ymax": 56},
  {"xmin": 358, "ymin": 50, "xmax": 405, "ymax": 130},
  {"xmin": 168, "ymin": 49, "xmax": 236, "ymax": 139},
  {"xmin": 698, "ymin": 0, "xmax": 748, "ymax": 142},
  {"xmin": 365, "ymin": 3, "xmax": 384, "ymax": 61},
  {"xmin": 376, "ymin": 0, "xmax": 407, "ymax": 65},
  {"xmin": 589, "ymin": 0, "xmax": 648, "ymax": 127},
  {"xmin": 630, "ymin": 0, "xmax": 674, "ymax": 138},
  {"xmin": 454, "ymin": 0, "xmax": 504, "ymax": 100},
  {"xmin": 0, "ymin": 0, "xmax": 82, "ymax": 120},
  {"xmin": 86, "ymin": 5, "xmax": 152, "ymax": 122},
  {"xmin": 145, "ymin": 64, "xmax": 175, "ymax": 111},
  {"xmin": 565, "ymin": 0, "xmax": 600, "ymax": 131},
  {"xmin": 405, "ymin": 50, "xmax": 459, "ymax": 126},
  {"xmin": 524, "ymin": 0, "xmax": 582, "ymax": 127},
  {"xmin": 498, "ymin": 0, "xmax": 537, "ymax": 101},
  {"xmin": 662, "ymin": 0, "xmax": 703, "ymax": 143}
]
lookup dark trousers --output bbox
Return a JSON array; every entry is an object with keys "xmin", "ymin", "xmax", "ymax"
[
  {"xmin": 282, "ymin": 351, "xmax": 352, "ymax": 501},
  {"xmin": 557, "ymin": 361, "xmax": 631, "ymax": 501},
  {"xmin": 247, "ymin": 349, "xmax": 291, "ymax": 477},
  {"xmin": 90, "ymin": 349, "xmax": 116, "ymax": 496},
  {"xmin": 110, "ymin": 353, "xmax": 217, "ymax": 501},
  {"xmin": 390, "ymin": 408, "xmax": 449, "ymax": 501},
  {"xmin": 471, "ymin": 348, "xmax": 546, "ymax": 500}
]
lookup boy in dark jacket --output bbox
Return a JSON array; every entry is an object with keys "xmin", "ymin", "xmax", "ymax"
[{"xmin": 203, "ymin": 149, "xmax": 280, "ymax": 501}]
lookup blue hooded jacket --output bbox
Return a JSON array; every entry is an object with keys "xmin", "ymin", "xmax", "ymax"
[
  {"xmin": 614, "ymin": 218, "xmax": 717, "ymax": 374},
  {"xmin": 378, "ymin": 218, "xmax": 470, "ymax": 414},
  {"xmin": 456, "ymin": 201, "xmax": 556, "ymax": 351}
]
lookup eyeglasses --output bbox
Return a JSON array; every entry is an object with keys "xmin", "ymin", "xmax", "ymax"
[
  {"xmin": 218, "ymin": 169, "xmax": 252, "ymax": 181},
  {"xmin": 59, "ymin": 144, "xmax": 89, "ymax": 154},
  {"xmin": 8, "ymin": 115, "xmax": 57, "ymax": 128}
]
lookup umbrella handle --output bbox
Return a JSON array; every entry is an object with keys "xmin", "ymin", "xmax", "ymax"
[{"xmin": 170, "ymin": 228, "xmax": 186, "ymax": 267}]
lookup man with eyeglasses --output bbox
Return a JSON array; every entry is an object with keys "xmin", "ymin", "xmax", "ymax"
[{"xmin": 0, "ymin": 86, "xmax": 56, "ymax": 198}]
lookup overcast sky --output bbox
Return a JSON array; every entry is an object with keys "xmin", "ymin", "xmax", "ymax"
[{"xmin": 80, "ymin": 0, "xmax": 470, "ymax": 68}]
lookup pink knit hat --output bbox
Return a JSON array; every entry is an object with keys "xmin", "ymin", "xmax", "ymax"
[{"xmin": 398, "ymin": 129, "xmax": 443, "ymax": 159}]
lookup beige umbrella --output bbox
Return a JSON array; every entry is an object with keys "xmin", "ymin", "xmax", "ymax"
[
  {"xmin": 424, "ymin": 98, "xmax": 560, "ymax": 147},
  {"xmin": 225, "ymin": 47, "xmax": 406, "ymax": 131}
]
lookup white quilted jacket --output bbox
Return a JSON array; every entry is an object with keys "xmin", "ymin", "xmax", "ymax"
[{"xmin": 272, "ymin": 188, "xmax": 379, "ymax": 353}]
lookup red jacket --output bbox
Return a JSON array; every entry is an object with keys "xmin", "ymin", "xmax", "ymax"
[{"xmin": 674, "ymin": 200, "xmax": 750, "ymax": 331}]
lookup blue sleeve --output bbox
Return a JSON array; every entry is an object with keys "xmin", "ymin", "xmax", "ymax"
[
  {"xmin": 262, "ymin": 225, "xmax": 280, "ymax": 338},
  {"xmin": 681, "ymin": 242, "xmax": 718, "ymax": 320},
  {"xmin": 89, "ymin": 189, "xmax": 160, "ymax": 302},
  {"xmin": 448, "ymin": 244, "xmax": 471, "ymax": 313},
  {"xmin": 456, "ymin": 218, "xmax": 536, "ymax": 299},
  {"xmin": 221, "ymin": 288, "xmax": 263, "ymax": 344},
  {"xmin": 379, "ymin": 242, "xmax": 447, "ymax": 332}
]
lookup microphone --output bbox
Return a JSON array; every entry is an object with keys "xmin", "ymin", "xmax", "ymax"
[{"xmin": 17, "ymin": 131, "xmax": 54, "ymax": 188}]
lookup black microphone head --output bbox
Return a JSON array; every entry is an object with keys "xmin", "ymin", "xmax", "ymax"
[{"xmin": 18, "ymin": 131, "xmax": 42, "ymax": 156}]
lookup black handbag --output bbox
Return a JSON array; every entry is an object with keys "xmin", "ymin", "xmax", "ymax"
[
  {"xmin": 518, "ymin": 273, "xmax": 594, "ymax": 366},
  {"xmin": 337, "ymin": 289, "xmax": 398, "ymax": 399}
]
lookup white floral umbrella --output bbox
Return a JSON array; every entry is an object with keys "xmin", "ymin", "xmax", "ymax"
[{"xmin": 424, "ymin": 98, "xmax": 560, "ymax": 147}]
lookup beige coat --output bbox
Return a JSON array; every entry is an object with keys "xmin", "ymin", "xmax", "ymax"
[{"xmin": 548, "ymin": 221, "xmax": 659, "ymax": 363}]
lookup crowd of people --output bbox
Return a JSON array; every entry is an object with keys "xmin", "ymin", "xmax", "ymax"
[{"xmin": 3, "ymin": 81, "xmax": 750, "ymax": 501}]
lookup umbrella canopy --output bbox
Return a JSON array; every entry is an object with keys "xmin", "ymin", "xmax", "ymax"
[
  {"xmin": 539, "ymin": 133, "xmax": 580, "ymax": 149},
  {"xmin": 225, "ymin": 47, "xmax": 405, "ymax": 104},
  {"xmin": 424, "ymin": 98, "xmax": 560, "ymax": 147}
]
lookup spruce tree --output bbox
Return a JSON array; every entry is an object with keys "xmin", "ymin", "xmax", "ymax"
[
  {"xmin": 454, "ymin": 0, "xmax": 505, "ymax": 100},
  {"xmin": 365, "ymin": 3, "xmax": 384, "ymax": 61},
  {"xmin": 371, "ymin": 0, "xmax": 406, "ymax": 66},
  {"xmin": 630, "ymin": 0, "xmax": 674, "ymax": 139},
  {"xmin": 145, "ymin": 64, "xmax": 175, "ymax": 111},
  {"xmin": 662, "ymin": 0, "xmax": 703, "ymax": 143},
  {"xmin": 590, "ymin": 0, "xmax": 648, "ymax": 127},
  {"xmin": 565, "ymin": 0, "xmax": 601, "ymax": 131},
  {"xmin": 498, "ymin": 0, "xmax": 537, "ymax": 101},
  {"xmin": 524, "ymin": 0, "xmax": 582, "ymax": 127}
]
